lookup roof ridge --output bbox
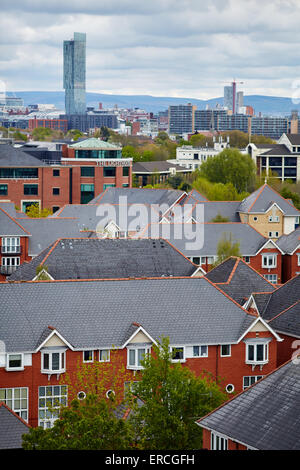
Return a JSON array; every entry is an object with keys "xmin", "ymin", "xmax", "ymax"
[
  {"xmin": 268, "ymin": 299, "xmax": 300, "ymax": 323},
  {"xmin": 0, "ymin": 401, "xmax": 31, "ymax": 428},
  {"xmin": 0, "ymin": 207, "xmax": 31, "ymax": 235}
]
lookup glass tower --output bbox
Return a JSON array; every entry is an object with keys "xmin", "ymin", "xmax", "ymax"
[{"xmin": 63, "ymin": 32, "xmax": 86, "ymax": 115}]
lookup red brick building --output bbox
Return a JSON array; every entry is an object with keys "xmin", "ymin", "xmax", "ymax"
[
  {"xmin": 0, "ymin": 139, "xmax": 132, "ymax": 213},
  {"xmin": 0, "ymin": 276, "xmax": 282, "ymax": 429},
  {"xmin": 28, "ymin": 118, "xmax": 68, "ymax": 133}
]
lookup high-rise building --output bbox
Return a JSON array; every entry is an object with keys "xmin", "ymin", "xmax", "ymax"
[
  {"xmin": 224, "ymin": 85, "xmax": 234, "ymax": 111},
  {"xmin": 63, "ymin": 32, "xmax": 86, "ymax": 115},
  {"xmin": 236, "ymin": 91, "xmax": 244, "ymax": 113},
  {"xmin": 168, "ymin": 103, "xmax": 196, "ymax": 135}
]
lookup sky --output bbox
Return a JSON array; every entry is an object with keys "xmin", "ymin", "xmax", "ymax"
[{"xmin": 1, "ymin": 0, "xmax": 300, "ymax": 100}]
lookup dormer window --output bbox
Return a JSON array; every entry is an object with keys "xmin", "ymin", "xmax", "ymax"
[
  {"xmin": 245, "ymin": 339, "xmax": 270, "ymax": 366},
  {"xmin": 127, "ymin": 345, "xmax": 151, "ymax": 370},
  {"xmin": 41, "ymin": 348, "xmax": 66, "ymax": 375}
]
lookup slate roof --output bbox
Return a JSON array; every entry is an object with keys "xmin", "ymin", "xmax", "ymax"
[
  {"xmin": 183, "ymin": 189, "xmax": 208, "ymax": 203},
  {"xmin": 285, "ymin": 134, "xmax": 300, "ymax": 145},
  {"xmin": 133, "ymin": 161, "xmax": 186, "ymax": 173},
  {"xmin": 135, "ymin": 222, "xmax": 268, "ymax": 257},
  {"xmin": 196, "ymin": 201, "xmax": 240, "ymax": 223},
  {"xmin": 259, "ymin": 274, "xmax": 300, "ymax": 322},
  {"xmin": 205, "ymin": 257, "xmax": 275, "ymax": 305},
  {"xmin": 88, "ymin": 187, "xmax": 186, "ymax": 208},
  {"xmin": 15, "ymin": 217, "xmax": 89, "ymax": 256},
  {"xmin": 0, "ymin": 403, "xmax": 30, "ymax": 449},
  {"xmin": 0, "ymin": 202, "xmax": 18, "ymax": 218},
  {"xmin": 9, "ymin": 238, "xmax": 198, "ymax": 281},
  {"xmin": 197, "ymin": 360, "xmax": 300, "ymax": 450},
  {"xmin": 268, "ymin": 300, "xmax": 300, "ymax": 338},
  {"xmin": 0, "ymin": 144, "xmax": 48, "ymax": 167},
  {"xmin": 0, "ymin": 208, "xmax": 30, "ymax": 237},
  {"xmin": 0, "ymin": 277, "xmax": 256, "ymax": 353},
  {"xmin": 276, "ymin": 226, "xmax": 300, "ymax": 254},
  {"xmin": 238, "ymin": 184, "xmax": 300, "ymax": 216}
]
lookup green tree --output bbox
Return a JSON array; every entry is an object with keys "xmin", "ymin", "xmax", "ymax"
[
  {"xmin": 32, "ymin": 127, "xmax": 53, "ymax": 141},
  {"xmin": 99, "ymin": 126, "xmax": 110, "ymax": 141},
  {"xmin": 212, "ymin": 232, "xmax": 242, "ymax": 268},
  {"xmin": 210, "ymin": 213, "xmax": 230, "ymax": 222},
  {"xmin": 129, "ymin": 337, "xmax": 227, "ymax": 450},
  {"xmin": 25, "ymin": 204, "xmax": 52, "ymax": 218},
  {"xmin": 22, "ymin": 394, "xmax": 134, "ymax": 450},
  {"xmin": 199, "ymin": 148, "xmax": 256, "ymax": 193}
]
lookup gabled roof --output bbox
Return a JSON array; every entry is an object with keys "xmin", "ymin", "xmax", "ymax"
[
  {"xmin": 276, "ymin": 226, "xmax": 300, "ymax": 254},
  {"xmin": 268, "ymin": 300, "xmax": 300, "ymax": 338},
  {"xmin": 9, "ymin": 238, "xmax": 199, "ymax": 281},
  {"xmin": 133, "ymin": 161, "xmax": 186, "ymax": 173},
  {"xmin": 0, "ymin": 144, "xmax": 48, "ymax": 167},
  {"xmin": 197, "ymin": 360, "xmax": 300, "ymax": 450},
  {"xmin": 259, "ymin": 275, "xmax": 300, "ymax": 321},
  {"xmin": 205, "ymin": 257, "xmax": 275, "ymax": 305},
  {"xmin": 68, "ymin": 138, "xmax": 121, "ymax": 150},
  {"xmin": 0, "ymin": 277, "xmax": 262, "ymax": 353},
  {"xmin": 238, "ymin": 184, "xmax": 300, "ymax": 216},
  {"xmin": 182, "ymin": 189, "xmax": 208, "ymax": 204},
  {"xmin": 0, "ymin": 402, "xmax": 30, "ymax": 449},
  {"xmin": 88, "ymin": 187, "xmax": 186, "ymax": 209},
  {"xmin": 285, "ymin": 134, "xmax": 300, "ymax": 145},
  {"xmin": 0, "ymin": 208, "xmax": 30, "ymax": 237}
]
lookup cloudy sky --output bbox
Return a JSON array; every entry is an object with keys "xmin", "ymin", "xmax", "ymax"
[{"xmin": 1, "ymin": 0, "xmax": 300, "ymax": 99}]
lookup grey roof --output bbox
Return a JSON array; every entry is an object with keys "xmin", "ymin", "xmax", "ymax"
[
  {"xmin": 238, "ymin": 184, "xmax": 300, "ymax": 215},
  {"xmin": 260, "ymin": 144, "xmax": 296, "ymax": 155},
  {"xmin": 205, "ymin": 257, "xmax": 275, "ymax": 305},
  {"xmin": 0, "ymin": 202, "xmax": 18, "ymax": 218},
  {"xmin": 15, "ymin": 217, "xmax": 88, "ymax": 255},
  {"xmin": 285, "ymin": 134, "xmax": 300, "ymax": 145},
  {"xmin": 196, "ymin": 202, "xmax": 241, "ymax": 223},
  {"xmin": 0, "ymin": 144, "xmax": 48, "ymax": 167},
  {"xmin": 184, "ymin": 189, "xmax": 208, "ymax": 203},
  {"xmin": 9, "ymin": 238, "xmax": 198, "ymax": 281},
  {"xmin": 0, "ymin": 208, "xmax": 30, "ymax": 237},
  {"xmin": 133, "ymin": 161, "xmax": 186, "ymax": 173},
  {"xmin": 259, "ymin": 275, "xmax": 300, "ymax": 322},
  {"xmin": 88, "ymin": 187, "xmax": 186, "ymax": 208},
  {"xmin": 276, "ymin": 226, "xmax": 300, "ymax": 254},
  {"xmin": 0, "ymin": 403, "xmax": 30, "ymax": 449},
  {"xmin": 0, "ymin": 277, "xmax": 256, "ymax": 353},
  {"xmin": 251, "ymin": 292, "xmax": 273, "ymax": 315},
  {"xmin": 135, "ymin": 222, "xmax": 268, "ymax": 257},
  {"xmin": 197, "ymin": 360, "xmax": 300, "ymax": 450},
  {"xmin": 268, "ymin": 300, "xmax": 300, "ymax": 338}
]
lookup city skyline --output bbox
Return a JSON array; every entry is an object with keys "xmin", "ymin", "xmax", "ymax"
[{"xmin": 1, "ymin": 0, "xmax": 300, "ymax": 101}]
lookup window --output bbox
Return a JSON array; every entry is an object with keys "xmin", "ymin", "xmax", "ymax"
[
  {"xmin": 207, "ymin": 256, "xmax": 215, "ymax": 264},
  {"xmin": 41, "ymin": 349, "xmax": 66, "ymax": 374},
  {"xmin": 81, "ymin": 167, "xmax": 95, "ymax": 177},
  {"xmin": 83, "ymin": 350, "xmax": 94, "ymax": 362},
  {"xmin": 0, "ymin": 388, "xmax": 28, "ymax": 421},
  {"xmin": 225, "ymin": 384, "xmax": 234, "ymax": 393},
  {"xmin": 262, "ymin": 254, "xmax": 277, "ymax": 268},
  {"xmin": 0, "ymin": 184, "xmax": 7, "ymax": 195},
  {"xmin": 52, "ymin": 206, "xmax": 60, "ymax": 214},
  {"xmin": 268, "ymin": 215, "xmax": 279, "ymax": 222},
  {"xmin": 192, "ymin": 257, "xmax": 200, "ymax": 265},
  {"xmin": 253, "ymin": 216, "xmax": 258, "ymax": 221},
  {"xmin": 53, "ymin": 169, "xmax": 60, "ymax": 177},
  {"xmin": 127, "ymin": 346, "xmax": 150, "ymax": 369},
  {"xmin": 297, "ymin": 254, "xmax": 300, "ymax": 266},
  {"xmin": 211, "ymin": 432, "xmax": 228, "ymax": 450},
  {"xmin": 221, "ymin": 345, "xmax": 231, "ymax": 357},
  {"xmin": 243, "ymin": 376, "xmax": 263, "ymax": 390},
  {"xmin": 52, "ymin": 187, "xmax": 60, "ymax": 195},
  {"xmin": 268, "ymin": 231, "xmax": 279, "ymax": 238},
  {"xmin": 193, "ymin": 345, "xmax": 208, "ymax": 357},
  {"xmin": 263, "ymin": 274, "xmax": 277, "ymax": 284},
  {"xmin": 171, "ymin": 346, "xmax": 184, "ymax": 362},
  {"xmin": 0, "ymin": 168, "xmax": 38, "ymax": 179},
  {"xmin": 246, "ymin": 342, "xmax": 269, "ymax": 365},
  {"xmin": 24, "ymin": 184, "xmax": 38, "ymax": 195},
  {"xmin": 99, "ymin": 349, "xmax": 110, "ymax": 362},
  {"xmin": 244, "ymin": 256, "xmax": 250, "ymax": 263},
  {"xmin": 104, "ymin": 167, "xmax": 116, "ymax": 177},
  {"xmin": 1, "ymin": 257, "xmax": 20, "ymax": 275},
  {"xmin": 123, "ymin": 166, "xmax": 129, "ymax": 177},
  {"xmin": 2, "ymin": 237, "xmax": 20, "ymax": 253},
  {"xmin": 6, "ymin": 353, "xmax": 24, "ymax": 371},
  {"xmin": 38, "ymin": 385, "xmax": 67, "ymax": 429}
]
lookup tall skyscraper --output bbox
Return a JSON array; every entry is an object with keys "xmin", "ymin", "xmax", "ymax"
[
  {"xmin": 63, "ymin": 32, "xmax": 86, "ymax": 115},
  {"xmin": 224, "ymin": 85, "xmax": 234, "ymax": 112}
]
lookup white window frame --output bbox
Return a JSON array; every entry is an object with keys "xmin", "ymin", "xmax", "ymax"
[
  {"xmin": 0, "ymin": 387, "xmax": 28, "ymax": 422},
  {"xmin": 127, "ymin": 346, "xmax": 151, "ymax": 370},
  {"xmin": 244, "ymin": 256, "xmax": 250, "ymax": 264},
  {"xmin": 245, "ymin": 342, "xmax": 269, "ymax": 365},
  {"xmin": 1, "ymin": 237, "xmax": 20, "ymax": 253},
  {"xmin": 263, "ymin": 274, "xmax": 277, "ymax": 284},
  {"xmin": 83, "ymin": 350, "xmax": 94, "ymax": 363},
  {"xmin": 1, "ymin": 257, "xmax": 20, "ymax": 267},
  {"xmin": 268, "ymin": 215, "xmax": 279, "ymax": 223},
  {"xmin": 38, "ymin": 385, "xmax": 67, "ymax": 429},
  {"xmin": 171, "ymin": 346, "xmax": 185, "ymax": 363},
  {"xmin": 268, "ymin": 231, "xmax": 279, "ymax": 238},
  {"xmin": 220, "ymin": 344, "xmax": 231, "ymax": 357},
  {"xmin": 99, "ymin": 349, "xmax": 110, "ymax": 362},
  {"xmin": 297, "ymin": 253, "xmax": 300, "ymax": 266},
  {"xmin": 243, "ymin": 375, "xmax": 264, "ymax": 390},
  {"xmin": 262, "ymin": 254, "xmax": 277, "ymax": 268},
  {"xmin": 41, "ymin": 349, "xmax": 66, "ymax": 375},
  {"xmin": 211, "ymin": 432, "xmax": 228, "ymax": 450},
  {"xmin": 192, "ymin": 345, "xmax": 208, "ymax": 357},
  {"xmin": 5, "ymin": 353, "xmax": 24, "ymax": 371}
]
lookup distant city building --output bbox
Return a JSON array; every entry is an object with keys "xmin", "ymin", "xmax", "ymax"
[
  {"xmin": 168, "ymin": 104, "xmax": 196, "ymax": 135},
  {"xmin": 236, "ymin": 91, "xmax": 244, "ymax": 113},
  {"xmin": 224, "ymin": 85, "xmax": 234, "ymax": 111},
  {"xmin": 28, "ymin": 118, "xmax": 68, "ymax": 133},
  {"xmin": 175, "ymin": 136, "xmax": 230, "ymax": 171},
  {"xmin": 63, "ymin": 32, "xmax": 86, "ymax": 115}
]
